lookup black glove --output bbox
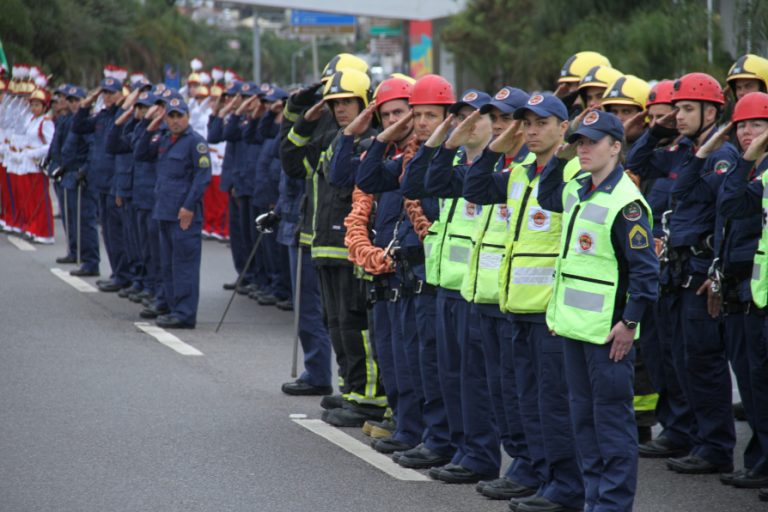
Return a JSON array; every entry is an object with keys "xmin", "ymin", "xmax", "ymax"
[
  {"xmin": 291, "ymin": 82, "xmax": 323, "ymax": 107},
  {"xmin": 255, "ymin": 211, "xmax": 280, "ymax": 233},
  {"xmin": 650, "ymin": 123, "xmax": 679, "ymax": 140},
  {"xmin": 76, "ymin": 168, "xmax": 88, "ymax": 186}
]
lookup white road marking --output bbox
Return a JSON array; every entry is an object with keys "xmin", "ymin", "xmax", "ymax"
[
  {"xmin": 7, "ymin": 235, "xmax": 35, "ymax": 251},
  {"xmin": 50, "ymin": 267, "xmax": 98, "ymax": 293},
  {"xmin": 292, "ymin": 418, "xmax": 431, "ymax": 482},
  {"xmin": 134, "ymin": 322, "xmax": 204, "ymax": 356}
]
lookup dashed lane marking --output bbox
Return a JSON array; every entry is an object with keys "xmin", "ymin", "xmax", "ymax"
[
  {"xmin": 134, "ymin": 322, "xmax": 204, "ymax": 356},
  {"xmin": 50, "ymin": 267, "xmax": 98, "ymax": 293},
  {"xmin": 7, "ymin": 235, "xmax": 35, "ymax": 251},
  {"xmin": 292, "ymin": 418, "xmax": 431, "ymax": 482}
]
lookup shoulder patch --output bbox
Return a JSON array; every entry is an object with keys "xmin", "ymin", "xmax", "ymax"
[
  {"xmin": 151, "ymin": 134, "xmax": 161, "ymax": 143},
  {"xmin": 714, "ymin": 159, "xmax": 730, "ymax": 175},
  {"xmin": 622, "ymin": 201, "xmax": 642, "ymax": 222},
  {"xmin": 629, "ymin": 224, "xmax": 649, "ymax": 249},
  {"xmin": 196, "ymin": 142, "xmax": 208, "ymax": 153},
  {"xmin": 198, "ymin": 155, "xmax": 211, "ymax": 168}
]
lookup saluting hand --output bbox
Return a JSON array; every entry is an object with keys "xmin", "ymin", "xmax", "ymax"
[
  {"xmin": 344, "ymin": 102, "xmax": 377, "ymax": 137},
  {"xmin": 695, "ymin": 122, "xmax": 733, "ymax": 159},
  {"xmin": 445, "ymin": 111, "xmax": 481, "ymax": 150},
  {"xmin": 623, "ymin": 110, "xmax": 648, "ymax": 143},
  {"xmin": 424, "ymin": 114, "xmax": 454, "ymax": 148},
  {"xmin": 743, "ymin": 127, "xmax": 768, "ymax": 162},
  {"xmin": 555, "ymin": 142, "xmax": 577, "ymax": 161},
  {"xmin": 82, "ymin": 88, "xmax": 102, "ymax": 109},
  {"xmin": 489, "ymin": 119, "xmax": 523, "ymax": 154},
  {"xmin": 115, "ymin": 106, "xmax": 134, "ymax": 126},
  {"xmin": 377, "ymin": 111, "xmax": 414, "ymax": 143},
  {"xmin": 303, "ymin": 99, "xmax": 327, "ymax": 122}
]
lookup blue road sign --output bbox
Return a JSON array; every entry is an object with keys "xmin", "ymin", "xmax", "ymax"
[{"xmin": 290, "ymin": 10, "xmax": 356, "ymax": 26}]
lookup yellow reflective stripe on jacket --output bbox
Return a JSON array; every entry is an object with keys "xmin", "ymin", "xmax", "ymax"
[
  {"xmin": 311, "ymin": 246, "xmax": 348, "ymax": 259},
  {"xmin": 633, "ymin": 393, "xmax": 659, "ymax": 412},
  {"xmin": 302, "ymin": 157, "xmax": 314, "ymax": 178},
  {"xmin": 283, "ymin": 107, "xmax": 299, "ymax": 123},
  {"xmin": 287, "ymin": 127, "xmax": 310, "ymax": 148},
  {"xmin": 346, "ymin": 330, "xmax": 387, "ymax": 407},
  {"xmin": 299, "ymin": 232, "xmax": 313, "ymax": 246}
]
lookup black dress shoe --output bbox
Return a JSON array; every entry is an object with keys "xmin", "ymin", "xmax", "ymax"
[
  {"xmin": 428, "ymin": 464, "xmax": 454, "ymax": 480},
  {"xmin": 479, "ymin": 477, "xmax": 536, "ymax": 500},
  {"xmin": 396, "ymin": 444, "xmax": 453, "ymax": 469},
  {"xmin": 720, "ymin": 468, "xmax": 749, "ymax": 486},
  {"xmin": 235, "ymin": 284, "xmax": 250, "ymax": 295},
  {"xmin": 667, "ymin": 455, "xmax": 733, "ymax": 474},
  {"xmin": 281, "ymin": 380, "xmax": 332, "ymax": 396},
  {"xmin": 371, "ymin": 438, "xmax": 413, "ymax": 454},
  {"xmin": 223, "ymin": 282, "xmax": 237, "ymax": 290},
  {"xmin": 96, "ymin": 279, "xmax": 112, "ymax": 287},
  {"xmin": 343, "ymin": 401, "xmax": 386, "ymax": 421},
  {"xmin": 433, "ymin": 464, "xmax": 496, "ymax": 484},
  {"xmin": 140, "ymin": 306, "xmax": 169, "ymax": 319},
  {"xmin": 732, "ymin": 470, "xmax": 768, "ymax": 489},
  {"xmin": 321, "ymin": 395, "xmax": 346, "ymax": 410},
  {"xmin": 98, "ymin": 282, "xmax": 124, "ymax": 293},
  {"xmin": 276, "ymin": 299, "xmax": 294, "ymax": 311},
  {"xmin": 117, "ymin": 287, "xmax": 136, "ymax": 298},
  {"xmin": 257, "ymin": 294, "xmax": 277, "ymax": 306},
  {"xmin": 321, "ymin": 408, "xmax": 369, "ymax": 428},
  {"xmin": 155, "ymin": 315, "xmax": 194, "ymax": 329},
  {"xmin": 70, "ymin": 268, "xmax": 99, "ymax": 277},
  {"xmin": 56, "ymin": 255, "xmax": 76, "ymax": 264},
  {"xmin": 517, "ymin": 496, "xmax": 581, "ymax": 512},
  {"xmin": 638, "ymin": 437, "xmax": 689, "ymax": 458},
  {"xmin": 759, "ymin": 488, "xmax": 768, "ymax": 501},
  {"xmin": 510, "ymin": 495, "xmax": 539, "ymax": 512}
]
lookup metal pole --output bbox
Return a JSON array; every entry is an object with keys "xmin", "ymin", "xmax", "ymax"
[
  {"xmin": 215, "ymin": 231, "xmax": 265, "ymax": 333},
  {"xmin": 707, "ymin": 0, "xmax": 713, "ymax": 65},
  {"xmin": 252, "ymin": 11, "xmax": 261, "ymax": 84},
  {"xmin": 290, "ymin": 244, "xmax": 304, "ymax": 378},
  {"xmin": 311, "ymin": 35, "xmax": 320, "ymax": 82}
]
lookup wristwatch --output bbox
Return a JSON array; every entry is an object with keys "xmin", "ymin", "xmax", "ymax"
[{"xmin": 621, "ymin": 318, "xmax": 638, "ymax": 330}]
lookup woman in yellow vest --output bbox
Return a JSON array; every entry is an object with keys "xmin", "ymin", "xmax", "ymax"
[{"xmin": 538, "ymin": 110, "xmax": 659, "ymax": 512}]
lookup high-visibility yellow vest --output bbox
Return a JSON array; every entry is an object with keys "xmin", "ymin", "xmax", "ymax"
[
  {"xmin": 751, "ymin": 171, "xmax": 768, "ymax": 308},
  {"xmin": 546, "ymin": 171, "xmax": 650, "ymax": 344},
  {"xmin": 498, "ymin": 159, "xmax": 581, "ymax": 313},
  {"xmin": 461, "ymin": 153, "xmax": 536, "ymax": 304}
]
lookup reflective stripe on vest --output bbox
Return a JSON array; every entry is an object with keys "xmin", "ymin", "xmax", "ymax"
[
  {"xmin": 546, "ymin": 171, "xmax": 650, "ymax": 344},
  {"xmin": 461, "ymin": 153, "xmax": 537, "ymax": 305},
  {"xmin": 499, "ymin": 158, "xmax": 581, "ymax": 314},
  {"xmin": 750, "ymin": 173, "xmax": 768, "ymax": 308}
]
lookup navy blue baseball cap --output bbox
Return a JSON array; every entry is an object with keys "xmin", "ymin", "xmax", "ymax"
[
  {"xmin": 513, "ymin": 93, "xmax": 569, "ymax": 121},
  {"xmin": 264, "ymin": 87, "xmax": 288, "ymax": 102},
  {"xmin": 152, "ymin": 83, "xmax": 167, "ymax": 96},
  {"xmin": 165, "ymin": 97, "xmax": 189, "ymax": 115},
  {"xmin": 131, "ymin": 79, "xmax": 152, "ymax": 92},
  {"xmin": 64, "ymin": 85, "xmax": 86, "ymax": 99},
  {"xmin": 257, "ymin": 83, "xmax": 272, "ymax": 97},
  {"xmin": 480, "ymin": 86, "xmax": 530, "ymax": 114},
  {"xmin": 135, "ymin": 91, "xmax": 155, "ymax": 107},
  {"xmin": 240, "ymin": 81, "xmax": 258, "ymax": 97},
  {"xmin": 53, "ymin": 83, "xmax": 71, "ymax": 96},
  {"xmin": 224, "ymin": 81, "xmax": 242, "ymax": 96},
  {"xmin": 158, "ymin": 87, "xmax": 183, "ymax": 104},
  {"xmin": 449, "ymin": 89, "xmax": 492, "ymax": 114},
  {"xmin": 567, "ymin": 110, "xmax": 624, "ymax": 143},
  {"xmin": 100, "ymin": 77, "xmax": 122, "ymax": 93}
]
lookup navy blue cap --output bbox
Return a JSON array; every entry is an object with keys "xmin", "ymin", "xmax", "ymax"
[
  {"xmin": 257, "ymin": 83, "xmax": 272, "ymax": 97},
  {"xmin": 449, "ymin": 89, "xmax": 492, "ymax": 114},
  {"xmin": 240, "ymin": 81, "xmax": 258, "ymax": 97},
  {"xmin": 567, "ymin": 110, "xmax": 624, "ymax": 143},
  {"xmin": 513, "ymin": 93, "xmax": 568, "ymax": 121},
  {"xmin": 135, "ymin": 91, "xmax": 155, "ymax": 107},
  {"xmin": 131, "ymin": 79, "xmax": 151, "ymax": 92},
  {"xmin": 480, "ymin": 87, "xmax": 530, "ymax": 114},
  {"xmin": 152, "ymin": 83, "xmax": 167, "ymax": 96},
  {"xmin": 165, "ymin": 97, "xmax": 189, "ymax": 115},
  {"xmin": 264, "ymin": 87, "xmax": 288, "ymax": 103},
  {"xmin": 64, "ymin": 85, "xmax": 86, "ymax": 99},
  {"xmin": 54, "ymin": 83, "xmax": 71, "ymax": 96},
  {"xmin": 224, "ymin": 81, "xmax": 242, "ymax": 96},
  {"xmin": 100, "ymin": 77, "xmax": 122, "ymax": 93},
  {"xmin": 158, "ymin": 87, "xmax": 182, "ymax": 104}
]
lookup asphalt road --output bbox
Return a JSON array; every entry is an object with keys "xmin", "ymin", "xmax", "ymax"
[{"xmin": 0, "ymin": 231, "xmax": 765, "ymax": 512}]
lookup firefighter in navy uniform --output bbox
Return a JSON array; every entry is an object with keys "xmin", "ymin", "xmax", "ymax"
[
  {"xmin": 134, "ymin": 98, "xmax": 211, "ymax": 329},
  {"xmin": 539, "ymin": 111, "xmax": 659, "ymax": 512}
]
